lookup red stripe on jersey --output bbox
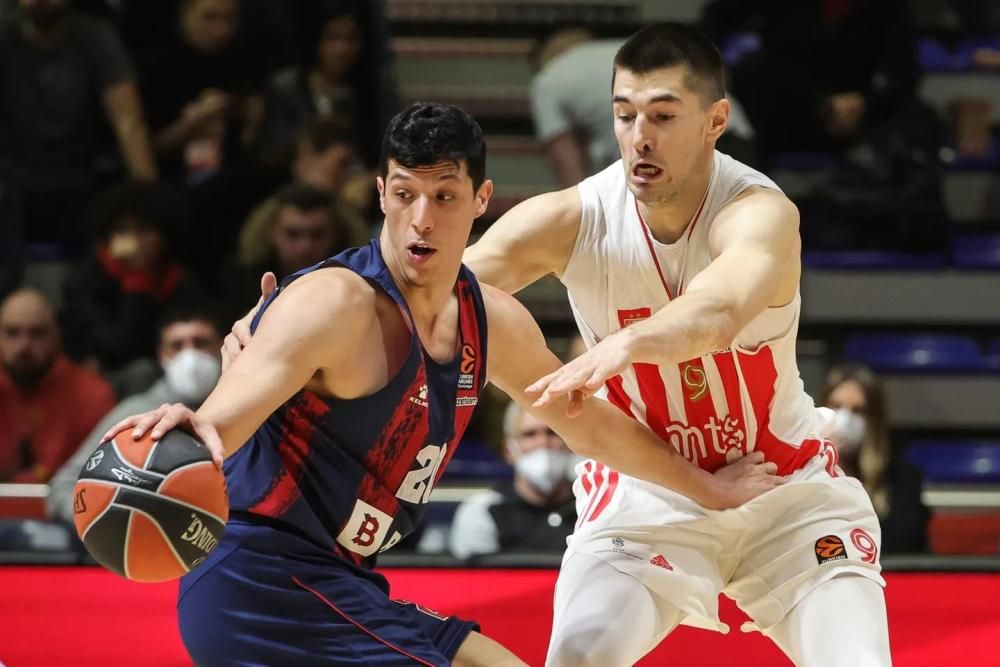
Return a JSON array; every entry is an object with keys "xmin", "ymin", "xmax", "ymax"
[
  {"xmin": 580, "ymin": 464, "xmax": 605, "ymax": 525},
  {"xmin": 632, "ymin": 363, "xmax": 671, "ymax": 441},
  {"xmin": 738, "ymin": 346, "xmax": 820, "ymax": 475},
  {"xmin": 712, "ymin": 351, "xmax": 746, "ymax": 429},
  {"xmin": 678, "ymin": 357, "xmax": 722, "ymax": 468},
  {"xmin": 605, "ymin": 375, "xmax": 635, "ymax": 418},
  {"xmin": 354, "ymin": 365, "xmax": 431, "ymax": 518},
  {"xmin": 249, "ymin": 392, "xmax": 329, "ymax": 517},
  {"xmin": 588, "ymin": 470, "xmax": 619, "ymax": 522},
  {"xmin": 580, "ymin": 461, "xmax": 594, "ymax": 496}
]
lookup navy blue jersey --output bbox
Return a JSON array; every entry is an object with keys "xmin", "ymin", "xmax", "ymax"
[{"xmin": 223, "ymin": 240, "xmax": 488, "ymax": 569}]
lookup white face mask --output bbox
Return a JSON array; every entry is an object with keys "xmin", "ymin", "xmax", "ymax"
[
  {"xmin": 832, "ymin": 408, "xmax": 866, "ymax": 456},
  {"xmin": 513, "ymin": 447, "xmax": 574, "ymax": 496},
  {"xmin": 164, "ymin": 348, "xmax": 221, "ymax": 405}
]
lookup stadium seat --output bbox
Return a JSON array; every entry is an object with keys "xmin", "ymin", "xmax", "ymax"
[
  {"xmin": 907, "ymin": 441, "xmax": 1000, "ymax": 483},
  {"xmin": 952, "ymin": 233, "xmax": 1000, "ymax": 269},
  {"xmin": 802, "ymin": 251, "xmax": 948, "ymax": 270},
  {"xmin": 442, "ymin": 439, "xmax": 511, "ymax": 481},
  {"xmin": 843, "ymin": 334, "xmax": 987, "ymax": 372}
]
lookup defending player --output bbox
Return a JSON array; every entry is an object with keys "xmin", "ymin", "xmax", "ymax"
[{"xmin": 105, "ymin": 102, "xmax": 780, "ymax": 666}]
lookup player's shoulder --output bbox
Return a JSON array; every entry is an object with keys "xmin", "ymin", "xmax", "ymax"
[
  {"xmin": 480, "ymin": 283, "xmax": 540, "ymax": 339},
  {"xmin": 272, "ymin": 266, "xmax": 378, "ymax": 322}
]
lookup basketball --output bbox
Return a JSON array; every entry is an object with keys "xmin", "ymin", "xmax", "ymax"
[{"xmin": 72, "ymin": 429, "xmax": 228, "ymax": 582}]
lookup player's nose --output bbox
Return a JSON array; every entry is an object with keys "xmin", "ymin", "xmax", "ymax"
[{"xmin": 410, "ymin": 196, "xmax": 435, "ymax": 233}]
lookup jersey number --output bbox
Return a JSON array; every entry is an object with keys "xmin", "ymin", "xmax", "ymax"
[{"xmin": 396, "ymin": 443, "xmax": 448, "ymax": 504}]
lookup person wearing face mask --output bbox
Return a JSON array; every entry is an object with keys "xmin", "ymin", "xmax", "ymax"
[
  {"xmin": 47, "ymin": 303, "xmax": 222, "ymax": 525},
  {"xmin": 449, "ymin": 401, "xmax": 580, "ymax": 560},
  {"xmin": 821, "ymin": 362, "xmax": 929, "ymax": 554}
]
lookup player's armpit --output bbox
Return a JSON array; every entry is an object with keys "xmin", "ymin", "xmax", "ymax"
[
  {"xmin": 196, "ymin": 269, "xmax": 376, "ymax": 457},
  {"xmin": 463, "ymin": 187, "xmax": 583, "ymax": 294},
  {"xmin": 481, "ymin": 285, "xmax": 723, "ymax": 507}
]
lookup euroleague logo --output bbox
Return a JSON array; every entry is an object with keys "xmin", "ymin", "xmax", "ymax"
[
  {"xmin": 814, "ymin": 535, "xmax": 847, "ymax": 564},
  {"xmin": 458, "ymin": 343, "xmax": 476, "ymax": 390}
]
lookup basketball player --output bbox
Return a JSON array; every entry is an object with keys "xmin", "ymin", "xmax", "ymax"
[
  {"xmin": 466, "ymin": 23, "xmax": 893, "ymax": 667},
  {"xmin": 104, "ymin": 102, "xmax": 780, "ymax": 666}
]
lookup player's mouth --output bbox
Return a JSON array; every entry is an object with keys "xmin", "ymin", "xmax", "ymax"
[
  {"xmin": 406, "ymin": 241, "xmax": 437, "ymax": 264},
  {"xmin": 631, "ymin": 161, "xmax": 664, "ymax": 184}
]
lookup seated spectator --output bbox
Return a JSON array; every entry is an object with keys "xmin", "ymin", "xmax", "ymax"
[
  {"xmin": 239, "ymin": 118, "xmax": 369, "ymax": 269},
  {"xmin": 0, "ymin": 288, "xmax": 115, "ymax": 482},
  {"xmin": 61, "ymin": 181, "xmax": 202, "ymax": 380},
  {"xmin": 47, "ymin": 302, "xmax": 222, "ymax": 524},
  {"xmin": 821, "ymin": 362, "xmax": 929, "ymax": 554},
  {"xmin": 217, "ymin": 183, "xmax": 353, "ymax": 322},
  {"xmin": 0, "ymin": 0, "xmax": 156, "ymax": 253},
  {"xmin": 449, "ymin": 402, "xmax": 578, "ymax": 559}
]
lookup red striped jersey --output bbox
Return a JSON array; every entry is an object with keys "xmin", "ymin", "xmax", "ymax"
[
  {"xmin": 224, "ymin": 241, "xmax": 488, "ymax": 568},
  {"xmin": 564, "ymin": 153, "xmax": 832, "ymax": 480}
]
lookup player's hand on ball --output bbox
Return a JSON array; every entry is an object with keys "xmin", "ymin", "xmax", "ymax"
[
  {"xmin": 706, "ymin": 451, "xmax": 784, "ymax": 509},
  {"xmin": 222, "ymin": 271, "xmax": 276, "ymax": 372},
  {"xmin": 102, "ymin": 403, "xmax": 225, "ymax": 468}
]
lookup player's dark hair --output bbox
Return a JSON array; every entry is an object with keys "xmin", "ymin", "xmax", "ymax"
[
  {"xmin": 613, "ymin": 23, "xmax": 725, "ymax": 104},
  {"xmin": 379, "ymin": 102, "xmax": 487, "ymax": 191}
]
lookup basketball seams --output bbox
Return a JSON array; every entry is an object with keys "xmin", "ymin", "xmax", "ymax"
[
  {"xmin": 122, "ymin": 512, "xmax": 134, "ymax": 580},
  {"xmin": 79, "ymin": 485, "xmax": 122, "ymax": 543},
  {"xmin": 109, "ymin": 441, "xmax": 166, "ymax": 478},
  {"xmin": 119, "ymin": 505, "xmax": 191, "ymax": 579},
  {"xmin": 142, "ymin": 440, "xmax": 160, "ymax": 469},
  {"xmin": 96, "ymin": 478, "xmax": 228, "ymax": 526}
]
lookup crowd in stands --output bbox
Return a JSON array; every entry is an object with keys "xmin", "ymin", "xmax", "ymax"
[{"xmin": 6, "ymin": 0, "xmax": 999, "ymax": 560}]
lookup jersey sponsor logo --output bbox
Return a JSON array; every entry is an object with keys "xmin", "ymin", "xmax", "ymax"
[
  {"xmin": 395, "ymin": 443, "xmax": 448, "ymax": 505},
  {"xmin": 409, "ymin": 384, "xmax": 429, "ymax": 408},
  {"xmin": 180, "ymin": 513, "xmax": 219, "ymax": 553},
  {"xmin": 455, "ymin": 396, "xmax": 478, "ymax": 407},
  {"xmin": 336, "ymin": 499, "xmax": 394, "ymax": 557},
  {"xmin": 663, "ymin": 414, "xmax": 746, "ymax": 466},
  {"xmin": 850, "ymin": 528, "xmax": 879, "ymax": 564},
  {"xmin": 815, "ymin": 535, "xmax": 847, "ymax": 564},
  {"xmin": 649, "ymin": 554, "xmax": 674, "ymax": 571},
  {"xmin": 85, "ymin": 450, "xmax": 104, "ymax": 471},
  {"xmin": 681, "ymin": 363, "xmax": 708, "ymax": 401},
  {"xmin": 458, "ymin": 344, "xmax": 476, "ymax": 389}
]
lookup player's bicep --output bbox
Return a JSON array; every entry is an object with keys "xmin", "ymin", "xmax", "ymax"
[{"xmin": 464, "ymin": 187, "xmax": 582, "ymax": 294}]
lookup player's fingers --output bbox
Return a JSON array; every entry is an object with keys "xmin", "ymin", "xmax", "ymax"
[
  {"xmin": 260, "ymin": 271, "xmax": 277, "ymax": 299},
  {"xmin": 131, "ymin": 405, "xmax": 171, "ymax": 439},
  {"xmin": 525, "ymin": 370, "xmax": 560, "ymax": 397},
  {"xmin": 221, "ymin": 332, "xmax": 242, "ymax": 371},
  {"xmin": 761, "ymin": 461, "xmax": 779, "ymax": 475},
  {"xmin": 102, "ymin": 415, "xmax": 142, "ymax": 443},
  {"xmin": 566, "ymin": 389, "xmax": 585, "ymax": 418},
  {"xmin": 744, "ymin": 451, "xmax": 765, "ymax": 463},
  {"xmin": 150, "ymin": 404, "xmax": 189, "ymax": 440},
  {"xmin": 194, "ymin": 424, "xmax": 225, "ymax": 469}
]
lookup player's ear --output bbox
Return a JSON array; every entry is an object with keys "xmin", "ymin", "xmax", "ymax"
[
  {"xmin": 473, "ymin": 179, "xmax": 493, "ymax": 218},
  {"xmin": 376, "ymin": 176, "xmax": 386, "ymax": 214},
  {"xmin": 706, "ymin": 98, "xmax": 729, "ymax": 142}
]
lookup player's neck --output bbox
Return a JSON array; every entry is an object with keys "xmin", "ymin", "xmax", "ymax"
[{"xmin": 639, "ymin": 158, "xmax": 713, "ymax": 245}]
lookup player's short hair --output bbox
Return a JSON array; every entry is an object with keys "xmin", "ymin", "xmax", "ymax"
[
  {"xmin": 379, "ymin": 102, "xmax": 487, "ymax": 191},
  {"xmin": 613, "ymin": 22, "xmax": 725, "ymax": 104}
]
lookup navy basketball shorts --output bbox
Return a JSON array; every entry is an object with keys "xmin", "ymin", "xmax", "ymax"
[{"xmin": 178, "ymin": 519, "xmax": 478, "ymax": 666}]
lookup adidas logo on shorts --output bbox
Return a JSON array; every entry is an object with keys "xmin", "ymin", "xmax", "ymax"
[{"xmin": 649, "ymin": 554, "xmax": 673, "ymax": 570}]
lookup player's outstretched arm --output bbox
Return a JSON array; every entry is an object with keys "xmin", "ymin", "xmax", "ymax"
[
  {"xmin": 528, "ymin": 189, "xmax": 801, "ymax": 410},
  {"xmin": 103, "ymin": 270, "xmax": 374, "ymax": 463},
  {"xmin": 463, "ymin": 187, "xmax": 582, "ymax": 294},
  {"xmin": 482, "ymin": 285, "xmax": 782, "ymax": 509}
]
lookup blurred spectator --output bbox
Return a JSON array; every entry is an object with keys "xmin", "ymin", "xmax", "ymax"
[
  {"xmin": 61, "ymin": 181, "xmax": 202, "ymax": 381},
  {"xmin": 821, "ymin": 362, "xmax": 929, "ymax": 554},
  {"xmin": 47, "ymin": 302, "xmax": 222, "ymax": 524},
  {"xmin": 217, "ymin": 183, "xmax": 353, "ymax": 322},
  {"xmin": 0, "ymin": 288, "xmax": 115, "ymax": 482},
  {"xmin": 0, "ymin": 0, "xmax": 157, "ymax": 252},
  {"xmin": 449, "ymin": 402, "xmax": 578, "ymax": 559},
  {"xmin": 256, "ymin": 0, "xmax": 398, "ymax": 170},
  {"xmin": 239, "ymin": 118, "xmax": 369, "ymax": 269}
]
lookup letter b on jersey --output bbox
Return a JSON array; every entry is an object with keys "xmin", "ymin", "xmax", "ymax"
[{"xmin": 337, "ymin": 500, "xmax": 393, "ymax": 557}]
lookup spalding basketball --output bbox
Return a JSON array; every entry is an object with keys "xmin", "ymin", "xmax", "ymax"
[{"xmin": 73, "ymin": 429, "xmax": 228, "ymax": 582}]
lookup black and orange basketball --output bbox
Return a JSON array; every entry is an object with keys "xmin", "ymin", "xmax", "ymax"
[{"xmin": 72, "ymin": 429, "xmax": 228, "ymax": 582}]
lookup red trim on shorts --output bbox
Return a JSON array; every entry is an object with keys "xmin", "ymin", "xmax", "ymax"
[
  {"xmin": 588, "ymin": 470, "xmax": 619, "ymax": 522},
  {"xmin": 292, "ymin": 577, "xmax": 437, "ymax": 667},
  {"xmin": 579, "ymin": 464, "xmax": 605, "ymax": 525},
  {"xmin": 580, "ymin": 461, "xmax": 594, "ymax": 496}
]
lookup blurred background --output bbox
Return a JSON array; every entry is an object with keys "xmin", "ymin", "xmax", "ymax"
[{"xmin": 0, "ymin": 0, "xmax": 998, "ymax": 665}]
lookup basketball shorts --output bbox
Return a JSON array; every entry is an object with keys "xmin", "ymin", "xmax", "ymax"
[
  {"xmin": 563, "ymin": 451, "xmax": 885, "ymax": 633},
  {"xmin": 178, "ymin": 518, "xmax": 478, "ymax": 666}
]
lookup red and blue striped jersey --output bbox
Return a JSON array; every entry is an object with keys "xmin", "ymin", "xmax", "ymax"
[{"xmin": 224, "ymin": 241, "xmax": 488, "ymax": 569}]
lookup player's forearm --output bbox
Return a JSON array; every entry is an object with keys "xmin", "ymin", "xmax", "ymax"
[
  {"xmin": 620, "ymin": 293, "xmax": 738, "ymax": 366},
  {"xmin": 569, "ymin": 408, "xmax": 721, "ymax": 506}
]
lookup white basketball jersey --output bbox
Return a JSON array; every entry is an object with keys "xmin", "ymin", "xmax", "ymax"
[{"xmin": 563, "ymin": 151, "xmax": 829, "ymax": 476}]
